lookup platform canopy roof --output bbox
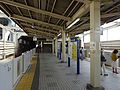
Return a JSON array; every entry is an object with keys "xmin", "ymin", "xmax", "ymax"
[{"xmin": 0, "ymin": 0, "xmax": 120, "ymax": 39}]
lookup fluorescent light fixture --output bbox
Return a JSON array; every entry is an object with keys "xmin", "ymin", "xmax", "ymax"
[
  {"xmin": 57, "ymin": 33, "xmax": 61, "ymax": 37},
  {"xmin": 67, "ymin": 33, "xmax": 68, "ymax": 37},
  {"xmin": 101, "ymin": 22, "xmax": 116, "ymax": 28},
  {"xmin": 31, "ymin": 25, "xmax": 34, "ymax": 28},
  {"xmin": 36, "ymin": 44, "xmax": 38, "ymax": 47},
  {"xmin": 114, "ymin": 18, "xmax": 120, "ymax": 23},
  {"xmin": 67, "ymin": 18, "xmax": 80, "ymax": 29},
  {"xmin": 84, "ymin": 30, "xmax": 90, "ymax": 35},
  {"xmin": 75, "ymin": 34, "xmax": 83, "ymax": 37},
  {"xmin": 0, "ymin": 10, "xmax": 4, "ymax": 14}
]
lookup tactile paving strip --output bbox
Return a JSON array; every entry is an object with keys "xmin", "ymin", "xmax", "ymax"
[{"xmin": 39, "ymin": 54, "xmax": 88, "ymax": 90}]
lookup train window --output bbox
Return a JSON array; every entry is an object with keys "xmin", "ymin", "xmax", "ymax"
[
  {"xmin": 23, "ymin": 40, "xmax": 26, "ymax": 44},
  {"xmin": 10, "ymin": 32, "xmax": 13, "ymax": 41},
  {"xmin": 7, "ymin": 31, "xmax": 13, "ymax": 42},
  {"xmin": 0, "ymin": 28, "xmax": 2, "ymax": 40},
  {"xmin": 19, "ymin": 39, "xmax": 22, "ymax": 43}
]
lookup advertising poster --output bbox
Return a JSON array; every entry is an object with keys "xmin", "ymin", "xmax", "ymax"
[{"xmin": 72, "ymin": 42, "xmax": 77, "ymax": 60}]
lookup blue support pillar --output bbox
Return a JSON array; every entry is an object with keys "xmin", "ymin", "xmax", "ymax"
[
  {"xmin": 57, "ymin": 49, "xmax": 59, "ymax": 58},
  {"xmin": 59, "ymin": 50, "xmax": 62, "ymax": 60},
  {"xmin": 77, "ymin": 39, "xmax": 80, "ymax": 74},
  {"xmin": 68, "ymin": 56, "xmax": 70, "ymax": 67},
  {"xmin": 71, "ymin": 37, "xmax": 81, "ymax": 74}
]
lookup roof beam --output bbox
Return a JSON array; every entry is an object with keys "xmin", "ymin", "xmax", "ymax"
[
  {"xmin": 24, "ymin": 0, "xmax": 32, "ymax": 19},
  {"xmin": 28, "ymin": 33, "xmax": 53, "ymax": 39},
  {"xmin": 25, "ymin": 28, "xmax": 55, "ymax": 37},
  {"xmin": 28, "ymin": 32, "xmax": 53, "ymax": 38},
  {"xmin": 21, "ymin": 23, "xmax": 59, "ymax": 33},
  {"xmin": 68, "ymin": 12, "xmax": 120, "ymax": 34},
  {"xmin": 80, "ymin": 12, "xmax": 120, "ymax": 20},
  {"xmin": 75, "ymin": 0, "xmax": 84, "ymax": 3},
  {"xmin": 66, "ymin": 1, "xmax": 91, "ymax": 26},
  {"xmin": 0, "ymin": 0, "xmax": 71, "ymax": 21},
  {"xmin": 11, "ymin": 14, "xmax": 62, "ymax": 29},
  {"xmin": 67, "ymin": 0, "xmax": 113, "ymax": 26},
  {"xmin": 48, "ymin": 0, "xmax": 57, "ymax": 23},
  {"xmin": 0, "ymin": 4, "xmax": 24, "ymax": 29},
  {"xmin": 101, "ymin": 12, "xmax": 120, "ymax": 18},
  {"xmin": 75, "ymin": 0, "xmax": 113, "ymax": 3},
  {"xmin": 69, "ymin": 23, "xmax": 89, "ymax": 33},
  {"xmin": 105, "ymin": 3, "xmax": 120, "ymax": 13},
  {"xmin": 56, "ymin": 0, "xmax": 74, "ymax": 25},
  {"xmin": 61, "ymin": 1, "xmax": 80, "ymax": 26},
  {"xmin": 0, "ymin": 3, "xmax": 11, "ymax": 16},
  {"xmin": 69, "ymin": 30, "xmax": 84, "ymax": 35}
]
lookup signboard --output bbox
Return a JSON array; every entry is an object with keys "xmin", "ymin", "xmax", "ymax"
[
  {"xmin": 72, "ymin": 42, "xmax": 77, "ymax": 60},
  {"xmin": 33, "ymin": 36, "xmax": 37, "ymax": 41}
]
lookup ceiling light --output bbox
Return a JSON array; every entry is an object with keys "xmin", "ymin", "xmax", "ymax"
[
  {"xmin": 31, "ymin": 25, "xmax": 34, "ymax": 28},
  {"xmin": 101, "ymin": 22, "xmax": 116, "ymax": 28},
  {"xmin": 57, "ymin": 33, "xmax": 61, "ymax": 37},
  {"xmin": 67, "ymin": 18, "xmax": 80, "ymax": 29},
  {"xmin": 114, "ymin": 18, "xmax": 120, "ymax": 23}
]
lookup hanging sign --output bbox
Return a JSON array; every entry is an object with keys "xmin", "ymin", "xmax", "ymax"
[
  {"xmin": 33, "ymin": 36, "xmax": 37, "ymax": 41},
  {"xmin": 72, "ymin": 42, "xmax": 77, "ymax": 60}
]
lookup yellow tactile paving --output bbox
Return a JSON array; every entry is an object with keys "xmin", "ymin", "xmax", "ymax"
[{"xmin": 15, "ymin": 56, "xmax": 37, "ymax": 90}]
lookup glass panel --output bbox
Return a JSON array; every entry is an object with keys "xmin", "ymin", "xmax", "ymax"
[{"xmin": 0, "ymin": 28, "xmax": 2, "ymax": 40}]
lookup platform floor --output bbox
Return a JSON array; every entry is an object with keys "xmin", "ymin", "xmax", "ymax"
[{"xmin": 39, "ymin": 53, "xmax": 120, "ymax": 90}]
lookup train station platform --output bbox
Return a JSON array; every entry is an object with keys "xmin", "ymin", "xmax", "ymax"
[
  {"xmin": 38, "ymin": 53, "xmax": 120, "ymax": 90},
  {"xmin": 1, "ymin": 0, "xmax": 120, "ymax": 90}
]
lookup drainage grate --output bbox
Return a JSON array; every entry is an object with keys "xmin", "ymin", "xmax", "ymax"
[
  {"xmin": 72, "ymin": 80, "xmax": 80, "ymax": 84},
  {"xmin": 66, "ymin": 73, "xmax": 73, "ymax": 76},
  {"xmin": 60, "ymin": 68, "xmax": 66, "ymax": 70},
  {"xmin": 57, "ymin": 64, "xmax": 65, "ymax": 67},
  {"xmin": 43, "ymin": 63, "xmax": 49, "ymax": 64},
  {"xmin": 45, "ymin": 69, "xmax": 56, "ymax": 72},
  {"xmin": 47, "ymin": 82, "xmax": 58, "ymax": 87},
  {"xmin": 46, "ymin": 74, "xmax": 53, "ymax": 78}
]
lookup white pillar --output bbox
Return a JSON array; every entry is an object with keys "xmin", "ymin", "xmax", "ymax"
[
  {"xmin": 2, "ymin": 28, "xmax": 6, "ymax": 59},
  {"xmin": 55, "ymin": 38, "xmax": 58, "ymax": 57},
  {"xmin": 41, "ymin": 41, "xmax": 43, "ymax": 52},
  {"xmin": 13, "ymin": 32, "xmax": 16, "ymax": 57},
  {"xmin": 90, "ymin": 1, "xmax": 101, "ymax": 87},
  {"xmin": 68, "ymin": 37, "xmax": 71, "ymax": 58},
  {"xmin": 62, "ymin": 28, "xmax": 66, "ymax": 62},
  {"xmin": 52, "ymin": 40, "xmax": 54, "ymax": 54}
]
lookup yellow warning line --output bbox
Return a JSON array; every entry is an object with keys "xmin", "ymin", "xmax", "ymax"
[{"xmin": 15, "ymin": 56, "xmax": 37, "ymax": 90}]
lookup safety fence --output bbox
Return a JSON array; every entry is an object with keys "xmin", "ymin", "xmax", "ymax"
[{"xmin": 0, "ymin": 48, "xmax": 36, "ymax": 90}]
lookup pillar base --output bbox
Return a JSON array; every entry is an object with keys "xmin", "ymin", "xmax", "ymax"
[{"xmin": 86, "ymin": 84, "xmax": 105, "ymax": 90}]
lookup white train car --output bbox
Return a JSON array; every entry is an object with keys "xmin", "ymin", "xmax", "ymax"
[{"xmin": 84, "ymin": 40, "xmax": 120, "ymax": 66}]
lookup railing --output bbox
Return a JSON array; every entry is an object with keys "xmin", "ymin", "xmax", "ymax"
[{"xmin": 0, "ymin": 48, "xmax": 36, "ymax": 90}]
